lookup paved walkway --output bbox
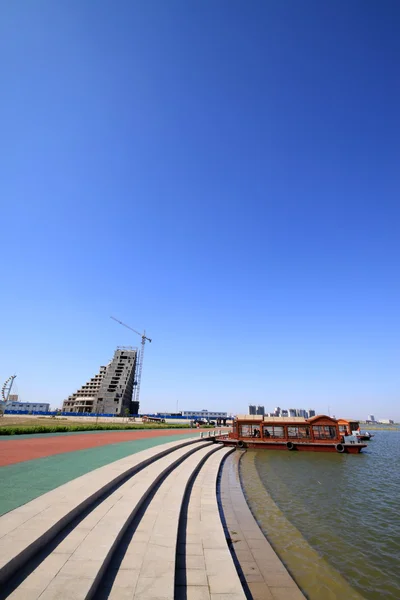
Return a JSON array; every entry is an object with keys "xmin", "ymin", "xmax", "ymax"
[
  {"xmin": 0, "ymin": 433, "xmax": 203, "ymax": 517},
  {"xmin": 0, "ymin": 429, "xmax": 201, "ymax": 467}
]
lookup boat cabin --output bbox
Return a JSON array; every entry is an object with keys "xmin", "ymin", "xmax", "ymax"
[
  {"xmin": 230, "ymin": 414, "xmax": 341, "ymax": 444},
  {"xmin": 337, "ymin": 419, "xmax": 359, "ymax": 436}
]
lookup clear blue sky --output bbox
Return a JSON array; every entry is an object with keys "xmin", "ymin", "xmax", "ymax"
[{"xmin": 1, "ymin": 1, "xmax": 400, "ymax": 420}]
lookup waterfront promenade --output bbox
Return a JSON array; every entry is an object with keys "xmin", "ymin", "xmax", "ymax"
[{"xmin": 0, "ymin": 431, "xmax": 303, "ymax": 599}]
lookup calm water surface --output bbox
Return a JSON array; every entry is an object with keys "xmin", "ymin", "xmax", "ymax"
[{"xmin": 240, "ymin": 431, "xmax": 400, "ymax": 600}]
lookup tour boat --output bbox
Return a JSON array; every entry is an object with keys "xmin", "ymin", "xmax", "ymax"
[
  {"xmin": 219, "ymin": 414, "xmax": 367, "ymax": 453},
  {"xmin": 338, "ymin": 419, "xmax": 374, "ymax": 441}
]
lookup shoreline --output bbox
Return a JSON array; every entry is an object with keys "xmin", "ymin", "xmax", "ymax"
[{"xmin": 218, "ymin": 449, "xmax": 305, "ymax": 599}]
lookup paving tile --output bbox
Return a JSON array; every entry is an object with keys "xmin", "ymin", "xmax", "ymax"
[
  {"xmin": 134, "ymin": 574, "xmax": 174, "ymax": 599},
  {"xmin": 245, "ymin": 572, "xmax": 266, "ymax": 583},
  {"xmin": 207, "ymin": 573, "xmax": 244, "ymax": 595},
  {"xmin": 247, "ymin": 581, "xmax": 274, "ymax": 599},
  {"xmin": 59, "ymin": 558, "xmax": 104, "ymax": 579},
  {"xmin": 39, "ymin": 574, "xmax": 95, "ymax": 600},
  {"xmin": 203, "ymin": 548, "xmax": 228, "ymax": 563},
  {"xmin": 17, "ymin": 553, "xmax": 71, "ymax": 592},
  {"xmin": 108, "ymin": 586, "xmax": 137, "ymax": 600},
  {"xmin": 8, "ymin": 589, "xmax": 39, "ymax": 600},
  {"xmin": 53, "ymin": 529, "xmax": 89, "ymax": 554},
  {"xmin": 246, "ymin": 537, "xmax": 270, "ymax": 550},
  {"xmin": 229, "ymin": 540, "xmax": 248, "ymax": 551},
  {"xmin": 119, "ymin": 552, "xmax": 145, "ymax": 571},
  {"xmin": 184, "ymin": 588, "xmax": 211, "ymax": 600},
  {"xmin": 210, "ymin": 595, "xmax": 247, "ymax": 600},
  {"xmin": 185, "ymin": 554, "xmax": 207, "ymax": 570},
  {"xmin": 111, "ymin": 568, "xmax": 140, "ymax": 588},
  {"xmin": 233, "ymin": 549, "xmax": 254, "ymax": 563},
  {"xmin": 185, "ymin": 569, "xmax": 209, "ymax": 586},
  {"xmin": 237, "ymin": 560, "xmax": 261, "ymax": 576},
  {"xmin": 139, "ymin": 558, "xmax": 174, "ymax": 578},
  {"xmin": 185, "ymin": 543, "xmax": 204, "ymax": 556}
]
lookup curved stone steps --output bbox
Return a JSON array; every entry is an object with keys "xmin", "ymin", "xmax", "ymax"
[
  {"xmin": 1, "ymin": 437, "xmax": 252, "ymax": 600},
  {"xmin": 99, "ymin": 443, "xmax": 223, "ymax": 599},
  {"xmin": 0, "ymin": 437, "xmax": 205, "ymax": 588},
  {"xmin": 176, "ymin": 446, "xmax": 246, "ymax": 600},
  {"xmin": 1, "ymin": 440, "xmax": 212, "ymax": 600}
]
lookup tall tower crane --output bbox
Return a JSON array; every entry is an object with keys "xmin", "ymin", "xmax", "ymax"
[{"xmin": 110, "ymin": 317, "xmax": 152, "ymax": 408}]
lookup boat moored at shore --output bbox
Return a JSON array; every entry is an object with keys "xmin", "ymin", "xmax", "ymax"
[{"xmin": 219, "ymin": 414, "xmax": 367, "ymax": 453}]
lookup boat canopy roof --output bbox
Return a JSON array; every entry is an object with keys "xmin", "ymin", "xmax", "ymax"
[{"xmin": 235, "ymin": 414, "xmax": 338, "ymax": 424}]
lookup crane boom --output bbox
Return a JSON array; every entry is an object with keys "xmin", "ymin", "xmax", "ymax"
[
  {"xmin": 110, "ymin": 317, "xmax": 152, "ymax": 409},
  {"xmin": 110, "ymin": 316, "xmax": 152, "ymax": 342}
]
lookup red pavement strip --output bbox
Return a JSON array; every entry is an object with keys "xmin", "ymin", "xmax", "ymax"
[{"xmin": 0, "ymin": 429, "xmax": 201, "ymax": 467}]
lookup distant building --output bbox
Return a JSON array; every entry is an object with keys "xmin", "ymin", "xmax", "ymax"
[
  {"xmin": 378, "ymin": 419, "xmax": 394, "ymax": 425},
  {"xmin": 249, "ymin": 405, "xmax": 257, "ymax": 415},
  {"xmin": 256, "ymin": 405, "xmax": 265, "ymax": 416},
  {"xmin": 267, "ymin": 407, "xmax": 315, "ymax": 418},
  {"xmin": 62, "ymin": 347, "xmax": 138, "ymax": 416},
  {"xmin": 181, "ymin": 410, "xmax": 227, "ymax": 420},
  {"xmin": 368, "ymin": 415, "xmax": 376, "ymax": 422},
  {"xmin": 0, "ymin": 401, "xmax": 50, "ymax": 412},
  {"xmin": 8, "ymin": 394, "xmax": 19, "ymax": 402}
]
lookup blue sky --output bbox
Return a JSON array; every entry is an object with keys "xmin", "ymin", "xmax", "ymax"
[{"xmin": 1, "ymin": 1, "xmax": 400, "ymax": 420}]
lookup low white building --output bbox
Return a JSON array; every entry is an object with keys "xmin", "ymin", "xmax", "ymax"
[
  {"xmin": 0, "ymin": 401, "xmax": 50, "ymax": 412},
  {"xmin": 181, "ymin": 409, "xmax": 228, "ymax": 419}
]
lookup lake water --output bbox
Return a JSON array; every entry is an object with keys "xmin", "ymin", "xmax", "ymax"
[{"xmin": 240, "ymin": 431, "xmax": 400, "ymax": 599}]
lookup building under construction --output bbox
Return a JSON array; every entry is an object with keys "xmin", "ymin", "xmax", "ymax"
[{"xmin": 62, "ymin": 347, "xmax": 139, "ymax": 416}]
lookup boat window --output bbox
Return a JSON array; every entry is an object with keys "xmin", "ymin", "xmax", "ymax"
[
  {"xmin": 288, "ymin": 426, "xmax": 310, "ymax": 438},
  {"xmin": 339, "ymin": 425, "xmax": 347, "ymax": 433},
  {"xmin": 263, "ymin": 426, "xmax": 285, "ymax": 438},
  {"xmin": 240, "ymin": 424, "xmax": 261, "ymax": 437},
  {"xmin": 312, "ymin": 425, "xmax": 337, "ymax": 439}
]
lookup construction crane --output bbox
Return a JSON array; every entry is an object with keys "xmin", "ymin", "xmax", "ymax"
[{"xmin": 110, "ymin": 317, "xmax": 152, "ymax": 408}]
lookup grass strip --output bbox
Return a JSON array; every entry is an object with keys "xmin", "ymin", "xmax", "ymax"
[{"xmin": 0, "ymin": 423, "xmax": 192, "ymax": 435}]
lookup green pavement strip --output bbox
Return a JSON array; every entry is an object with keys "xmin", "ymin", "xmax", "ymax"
[{"xmin": 0, "ymin": 433, "xmax": 195, "ymax": 516}]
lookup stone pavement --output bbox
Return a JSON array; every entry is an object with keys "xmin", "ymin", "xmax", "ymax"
[
  {"xmin": 176, "ymin": 446, "xmax": 245, "ymax": 600},
  {"xmin": 219, "ymin": 451, "xmax": 305, "ymax": 600},
  {"xmin": 101, "ymin": 443, "xmax": 222, "ymax": 600}
]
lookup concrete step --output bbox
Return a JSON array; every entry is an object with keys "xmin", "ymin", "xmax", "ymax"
[
  {"xmin": 0, "ymin": 437, "xmax": 207, "ymax": 588},
  {"xmin": 3, "ymin": 440, "xmax": 213, "ymax": 600},
  {"xmin": 100, "ymin": 443, "xmax": 222, "ymax": 599},
  {"xmin": 176, "ymin": 446, "xmax": 246, "ymax": 600}
]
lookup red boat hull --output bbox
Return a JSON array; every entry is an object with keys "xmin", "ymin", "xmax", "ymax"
[{"xmin": 218, "ymin": 439, "xmax": 367, "ymax": 454}]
